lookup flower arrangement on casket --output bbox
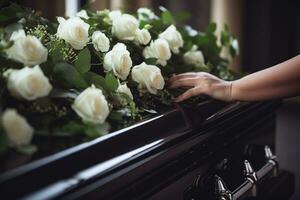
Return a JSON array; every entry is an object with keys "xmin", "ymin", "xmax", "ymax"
[{"xmin": 0, "ymin": 4, "xmax": 238, "ymax": 155}]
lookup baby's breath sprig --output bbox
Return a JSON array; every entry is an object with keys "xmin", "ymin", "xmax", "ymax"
[
  {"xmin": 48, "ymin": 36, "xmax": 77, "ymax": 63},
  {"xmin": 26, "ymin": 24, "xmax": 49, "ymax": 44},
  {"xmin": 20, "ymin": 101, "xmax": 69, "ymax": 118}
]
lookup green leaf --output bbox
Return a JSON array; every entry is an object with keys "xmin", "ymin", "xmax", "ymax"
[
  {"xmin": 109, "ymin": 110, "xmax": 124, "ymax": 121},
  {"xmin": 74, "ymin": 48, "xmax": 91, "ymax": 73},
  {"xmin": 84, "ymin": 122, "xmax": 110, "ymax": 138},
  {"xmin": 54, "ymin": 121, "xmax": 85, "ymax": 136},
  {"xmin": 53, "ymin": 63, "xmax": 88, "ymax": 89},
  {"xmin": 221, "ymin": 30, "xmax": 230, "ymax": 45},
  {"xmin": 145, "ymin": 57, "xmax": 157, "ymax": 65},
  {"xmin": 205, "ymin": 22, "xmax": 217, "ymax": 34},
  {"xmin": 160, "ymin": 7, "xmax": 174, "ymax": 25},
  {"xmin": 0, "ymin": 4, "xmax": 24, "ymax": 23},
  {"xmin": 105, "ymin": 72, "xmax": 118, "ymax": 92},
  {"xmin": 83, "ymin": 71, "xmax": 106, "ymax": 91}
]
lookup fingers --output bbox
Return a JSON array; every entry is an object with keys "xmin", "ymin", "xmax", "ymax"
[
  {"xmin": 175, "ymin": 87, "xmax": 203, "ymax": 102},
  {"xmin": 168, "ymin": 72, "xmax": 197, "ymax": 83},
  {"xmin": 169, "ymin": 77, "xmax": 199, "ymax": 88}
]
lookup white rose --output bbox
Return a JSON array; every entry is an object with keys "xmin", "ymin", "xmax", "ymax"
[
  {"xmin": 109, "ymin": 10, "xmax": 122, "ymax": 23},
  {"xmin": 131, "ymin": 62, "xmax": 165, "ymax": 94},
  {"xmin": 112, "ymin": 14, "xmax": 139, "ymax": 41},
  {"xmin": 159, "ymin": 25, "xmax": 184, "ymax": 54},
  {"xmin": 76, "ymin": 10, "xmax": 89, "ymax": 19},
  {"xmin": 220, "ymin": 46, "xmax": 232, "ymax": 62},
  {"xmin": 117, "ymin": 83, "xmax": 133, "ymax": 100},
  {"xmin": 104, "ymin": 43, "xmax": 132, "ymax": 80},
  {"xmin": 183, "ymin": 45, "xmax": 205, "ymax": 67},
  {"xmin": 2, "ymin": 109, "xmax": 34, "ymax": 147},
  {"xmin": 56, "ymin": 17, "xmax": 90, "ymax": 50},
  {"xmin": 134, "ymin": 29, "xmax": 151, "ymax": 45},
  {"xmin": 137, "ymin": 8, "xmax": 157, "ymax": 21},
  {"xmin": 6, "ymin": 65, "xmax": 52, "ymax": 101},
  {"xmin": 6, "ymin": 29, "xmax": 47, "ymax": 66},
  {"xmin": 143, "ymin": 38, "xmax": 171, "ymax": 66},
  {"xmin": 92, "ymin": 31, "xmax": 110, "ymax": 52},
  {"xmin": 72, "ymin": 85, "xmax": 109, "ymax": 124}
]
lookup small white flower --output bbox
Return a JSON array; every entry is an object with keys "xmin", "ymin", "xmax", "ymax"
[
  {"xmin": 56, "ymin": 17, "xmax": 90, "ymax": 50},
  {"xmin": 134, "ymin": 29, "xmax": 151, "ymax": 45},
  {"xmin": 183, "ymin": 45, "xmax": 205, "ymax": 68},
  {"xmin": 6, "ymin": 29, "xmax": 48, "ymax": 66},
  {"xmin": 117, "ymin": 83, "xmax": 133, "ymax": 99},
  {"xmin": 76, "ymin": 10, "xmax": 89, "ymax": 19},
  {"xmin": 109, "ymin": 10, "xmax": 122, "ymax": 23},
  {"xmin": 6, "ymin": 65, "xmax": 52, "ymax": 101},
  {"xmin": 143, "ymin": 38, "xmax": 171, "ymax": 66},
  {"xmin": 104, "ymin": 43, "xmax": 132, "ymax": 80},
  {"xmin": 137, "ymin": 8, "xmax": 157, "ymax": 21},
  {"xmin": 159, "ymin": 25, "xmax": 184, "ymax": 54},
  {"xmin": 2, "ymin": 109, "xmax": 34, "ymax": 147},
  {"xmin": 131, "ymin": 62, "xmax": 165, "ymax": 95},
  {"xmin": 92, "ymin": 31, "xmax": 110, "ymax": 52},
  {"xmin": 112, "ymin": 14, "xmax": 139, "ymax": 41},
  {"xmin": 220, "ymin": 45, "xmax": 232, "ymax": 62},
  {"xmin": 72, "ymin": 85, "xmax": 109, "ymax": 124}
]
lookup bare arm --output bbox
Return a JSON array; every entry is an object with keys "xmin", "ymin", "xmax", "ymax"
[{"xmin": 168, "ymin": 55, "xmax": 300, "ymax": 102}]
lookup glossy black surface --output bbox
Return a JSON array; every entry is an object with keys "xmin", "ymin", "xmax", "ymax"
[{"xmin": 0, "ymin": 100, "xmax": 294, "ymax": 200}]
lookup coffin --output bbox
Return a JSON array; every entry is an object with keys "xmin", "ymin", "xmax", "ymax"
[{"xmin": 0, "ymin": 100, "xmax": 295, "ymax": 200}]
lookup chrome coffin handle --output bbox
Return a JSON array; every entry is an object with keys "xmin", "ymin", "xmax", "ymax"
[
  {"xmin": 215, "ymin": 160, "xmax": 257, "ymax": 200},
  {"xmin": 256, "ymin": 145, "xmax": 278, "ymax": 179},
  {"xmin": 215, "ymin": 175, "xmax": 233, "ymax": 200}
]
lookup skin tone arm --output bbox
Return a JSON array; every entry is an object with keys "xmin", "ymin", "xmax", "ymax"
[{"xmin": 168, "ymin": 55, "xmax": 300, "ymax": 102}]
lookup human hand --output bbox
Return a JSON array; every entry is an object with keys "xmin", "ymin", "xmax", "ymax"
[{"xmin": 168, "ymin": 72, "xmax": 234, "ymax": 102}]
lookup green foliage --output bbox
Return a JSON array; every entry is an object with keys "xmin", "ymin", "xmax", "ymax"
[
  {"xmin": 160, "ymin": 7, "xmax": 175, "ymax": 25},
  {"xmin": 84, "ymin": 122, "xmax": 110, "ymax": 138},
  {"xmin": 55, "ymin": 121, "xmax": 86, "ymax": 136},
  {"xmin": 83, "ymin": 71, "xmax": 106, "ymax": 90},
  {"xmin": 48, "ymin": 37, "xmax": 77, "ymax": 63},
  {"xmin": 145, "ymin": 57, "xmax": 157, "ymax": 65},
  {"xmin": 53, "ymin": 63, "xmax": 88, "ymax": 89},
  {"xmin": 0, "ymin": 3, "xmax": 25, "ymax": 23},
  {"xmin": 75, "ymin": 48, "xmax": 91, "ymax": 73},
  {"xmin": 205, "ymin": 22, "xmax": 217, "ymax": 34},
  {"xmin": 105, "ymin": 72, "xmax": 119, "ymax": 92}
]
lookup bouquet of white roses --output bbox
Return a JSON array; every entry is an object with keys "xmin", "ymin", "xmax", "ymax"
[{"xmin": 0, "ymin": 4, "xmax": 238, "ymax": 155}]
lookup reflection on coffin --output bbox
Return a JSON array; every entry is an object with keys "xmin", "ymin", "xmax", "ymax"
[{"xmin": 0, "ymin": 100, "xmax": 295, "ymax": 200}]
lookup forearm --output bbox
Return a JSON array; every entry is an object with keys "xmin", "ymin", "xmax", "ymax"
[{"xmin": 232, "ymin": 55, "xmax": 300, "ymax": 101}]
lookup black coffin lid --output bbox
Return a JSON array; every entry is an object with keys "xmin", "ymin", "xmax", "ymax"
[
  {"xmin": 0, "ymin": 100, "xmax": 280, "ymax": 199},
  {"xmin": 0, "ymin": 106, "xmax": 190, "ymax": 198}
]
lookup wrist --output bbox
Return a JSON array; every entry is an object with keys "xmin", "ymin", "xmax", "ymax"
[{"xmin": 230, "ymin": 80, "xmax": 240, "ymax": 101}]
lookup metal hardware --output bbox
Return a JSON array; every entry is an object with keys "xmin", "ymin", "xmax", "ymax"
[
  {"xmin": 244, "ymin": 160, "xmax": 258, "ymax": 182},
  {"xmin": 215, "ymin": 175, "xmax": 233, "ymax": 200},
  {"xmin": 256, "ymin": 145, "xmax": 278, "ymax": 179},
  {"xmin": 264, "ymin": 145, "xmax": 276, "ymax": 161}
]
